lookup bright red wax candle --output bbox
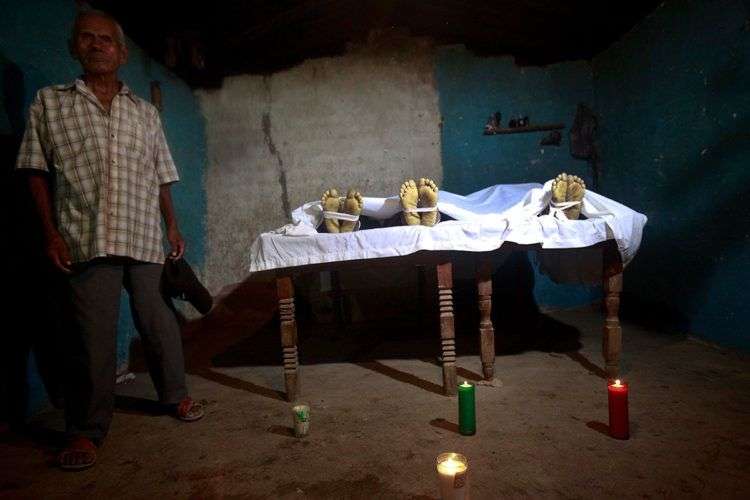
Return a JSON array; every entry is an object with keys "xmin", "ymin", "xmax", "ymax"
[{"xmin": 607, "ymin": 379, "xmax": 629, "ymax": 439}]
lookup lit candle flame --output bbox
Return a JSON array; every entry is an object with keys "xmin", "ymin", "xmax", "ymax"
[
  {"xmin": 437, "ymin": 454, "xmax": 468, "ymax": 474},
  {"xmin": 613, "ymin": 379, "xmax": 622, "ymax": 387},
  {"xmin": 460, "ymin": 381, "xmax": 471, "ymax": 387}
]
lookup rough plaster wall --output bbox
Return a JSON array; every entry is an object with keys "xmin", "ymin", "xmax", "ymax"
[
  {"xmin": 198, "ymin": 33, "xmax": 442, "ymax": 291},
  {"xmin": 592, "ymin": 0, "xmax": 750, "ymax": 349}
]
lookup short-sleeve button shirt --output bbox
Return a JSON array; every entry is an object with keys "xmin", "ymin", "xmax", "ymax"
[{"xmin": 16, "ymin": 79, "xmax": 179, "ymax": 264}]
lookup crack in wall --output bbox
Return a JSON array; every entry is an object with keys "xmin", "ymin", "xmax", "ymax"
[{"xmin": 261, "ymin": 111, "xmax": 291, "ymax": 220}]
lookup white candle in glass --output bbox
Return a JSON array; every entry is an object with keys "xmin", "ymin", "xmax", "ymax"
[{"xmin": 436, "ymin": 452, "xmax": 468, "ymax": 500}]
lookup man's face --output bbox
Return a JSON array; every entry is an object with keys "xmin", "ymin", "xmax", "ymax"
[{"xmin": 71, "ymin": 14, "xmax": 127, "ymax": 76}]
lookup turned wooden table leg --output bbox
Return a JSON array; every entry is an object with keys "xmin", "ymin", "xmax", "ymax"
[
  {"xmin": 277, "ymin": 276, "xmax": 300, "ymax": 401},
  {"xmin": 603, "ymin": 273, "xmax": 623, "ymax": 380},
  {"xmin": 476, "ymin": 260, "xmax": 495, "ymax": 380},
  {"xmin": 437, "ymin": 262, "xmax": 457, "ymax": 396}
]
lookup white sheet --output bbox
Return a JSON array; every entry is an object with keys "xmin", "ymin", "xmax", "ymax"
[{"xmin": 247, "ymin": 182, "xmax": 647, "ymax": 273}]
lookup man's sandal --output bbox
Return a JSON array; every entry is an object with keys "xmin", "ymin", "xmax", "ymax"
[
  {"xmin": 175, "ymin": 397, "xmax": 204, "ymax": 422},
  {"xmin": 58, "ymin": 436, "xmax": 97, "ymax": 471}
]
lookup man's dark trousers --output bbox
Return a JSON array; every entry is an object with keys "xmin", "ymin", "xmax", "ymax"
[{"xmin": 64, "ymin": 257, "xmax": 188, "ymax": 443}]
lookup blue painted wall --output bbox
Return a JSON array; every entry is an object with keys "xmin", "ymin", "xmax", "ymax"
[
  {"xmin": 435, "ymin": 47, "xmax": 600, "ymax": 308},
  {"xmin": 592, "ymin": 0, "xmax": 750, "ymax": 348},
  {"xmin": 1, "ymin": 0, "xmax": 207, "ymax": 416}
]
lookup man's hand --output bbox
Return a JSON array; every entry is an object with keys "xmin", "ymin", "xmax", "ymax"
[
  {"xmin": 46, "ymin": 231, "xmax": 73, "ymax": 274},
  {"xmin": 167, "ymin": 225, "xmax": 186, "ymax": 260},
  {"xmin": 28, "ymin": 173, "xmax": 72, "ymax": 273},
  {"xmin": 159, "ymin": 184, "xmax": 185, "ymax": 259}
]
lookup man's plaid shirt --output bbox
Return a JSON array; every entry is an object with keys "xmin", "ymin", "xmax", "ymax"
[{"xmin": 16, "ymin": 79, "xmax": 179, "ymax": 264}]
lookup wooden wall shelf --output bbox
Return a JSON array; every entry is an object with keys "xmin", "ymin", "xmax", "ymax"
[{"xmin": 484, "ymin": 123, "xmax": 565, "ymax": 135}]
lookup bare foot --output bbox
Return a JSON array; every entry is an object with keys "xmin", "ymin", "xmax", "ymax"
[
  {"xmin": 417, "ymin": 178, "xmax": 439, "ymax": 227},
  {"xmin": 565, "ymin": 174, "xmax": 586, "ymax": 219},
  {"xmin": 321, "ymin": 188, "xmax": 341, "ymax": 233},
  {"xmin": 551, "ymin": 172, "xmax": 569, "ymax": 206},
  {"xmin": 550, "ymin": 172, "xmax": 586, "ymax": 219},
  {"xmin": 340, "ymin": 189, "xmax": 363, "ymax": 232},
  {"xmin": 399, "ymin": 179, "xmax": 420, "ymax": 226}
]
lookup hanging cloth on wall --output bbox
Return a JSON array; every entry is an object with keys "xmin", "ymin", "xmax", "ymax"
[
  {"xmin": 569, "ymin": 103, "xmax": 600, "ymax": 189},
  {"xmin": 569, "ymin": 103, "xmax": 598, "ymax": 160}
]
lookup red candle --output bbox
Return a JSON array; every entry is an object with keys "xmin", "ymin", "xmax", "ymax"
[{"xmin": 607, "ymin": 379, "xmax": 629, "ymax": 440}]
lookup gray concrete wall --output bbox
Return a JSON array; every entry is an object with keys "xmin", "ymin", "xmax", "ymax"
[{"xmin": 197, "ymin": 33, "xmax": 442, "ymax": 291}]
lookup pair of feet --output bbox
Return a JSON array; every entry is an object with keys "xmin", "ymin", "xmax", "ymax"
[
  {"xmin": 57, "ymin": 397, "xmax": 204, "ymax": 471},
  {"xmin": 320, "ymin": 177, "xmax": 440, "ymax": 232},
  {"xmin": 550, "ymin": 173, "xmax": 586, "ymax": 220},
  {"xmin": 399, "ymin": 178, "xmax": 439, "ymax": 227},
  {"xmin": 321, "ymin": 188, "xmax": 363, "ymax": 233}
]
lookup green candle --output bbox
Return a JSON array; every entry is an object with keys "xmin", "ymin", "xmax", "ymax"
[{"xmin": 458, "ymin": 381, "xmax": 476, "ymax": 435}]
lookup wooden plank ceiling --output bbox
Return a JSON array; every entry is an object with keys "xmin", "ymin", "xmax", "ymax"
[{"xmin": 91, "ymin": 0, "xmax": 661, "ymax": 87}]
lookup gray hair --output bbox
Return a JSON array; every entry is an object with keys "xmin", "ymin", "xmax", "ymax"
[{"xmin": 72, "ymin": 9, "xmax": 126, "ymax": 46}]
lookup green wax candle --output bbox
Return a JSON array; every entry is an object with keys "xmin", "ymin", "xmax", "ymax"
[{"xmin": 458, "ymin": 381, "xmax": 476, "ymax": 435}]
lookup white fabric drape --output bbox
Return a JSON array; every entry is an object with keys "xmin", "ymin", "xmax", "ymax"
[{"xmin": 248, "ymin": 182, "xmax": 647, "ymax": 274}]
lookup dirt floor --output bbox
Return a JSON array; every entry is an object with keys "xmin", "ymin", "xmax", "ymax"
[{"xmin": 2, "ymin": 279, "xmax": 750, "ymax": 499}]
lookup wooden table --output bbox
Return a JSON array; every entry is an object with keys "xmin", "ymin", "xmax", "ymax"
[
  {"xmin": 478, "ymin": 240, "xmax": 625, "ymax": 380},
  {"xmin": 274, "ymin": 251, "xmax": 462, "ymax": 401},
  {"xmin": 272, "ymin": 240, "xmax": 623, "ymax": 402}
]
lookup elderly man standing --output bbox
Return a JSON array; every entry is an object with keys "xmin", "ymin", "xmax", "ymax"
[{"xmin": 15, "ymin": 9, "xmax": 204, "ymax": 470}]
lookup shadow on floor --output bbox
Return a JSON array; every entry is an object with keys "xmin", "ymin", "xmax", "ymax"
[
  {"xmin": 429, "ymin": 418, "xmax": 459, "ymax": 434},
  {"xmin": 196, "ymin": 296, "xmax": 584, "ymax": 369},
  {"xmin": 147, "ymin": 267, "xmax": 589, "ymax": 400},
  {"xmin": 114, "ymin": 395, "xmax": 169, "ymax": 416},
  {"xmin": 586, "ymin": 421, "xmax": 610, "ymax": 436}
]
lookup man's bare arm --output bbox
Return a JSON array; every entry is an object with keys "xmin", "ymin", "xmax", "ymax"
[
  {"xmin": 27, "ymin": 172, "xmax": 72, "ymax": 273},
  {"xmin": 159, "ymin": 183, "xmax": 185, "ymax": 259}
]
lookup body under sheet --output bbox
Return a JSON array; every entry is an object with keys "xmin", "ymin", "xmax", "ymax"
[{"xmin": 247, "ymin": 182, "xmax": 647, "ymax": 284}]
